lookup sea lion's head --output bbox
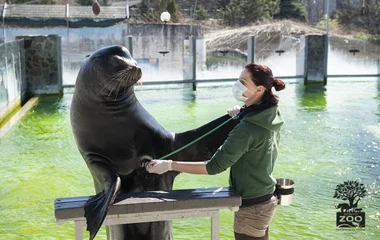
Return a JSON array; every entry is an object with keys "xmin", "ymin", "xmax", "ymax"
[{"xmin": 77, "ymin": 45, "xmax": 142, "ymax": 100}]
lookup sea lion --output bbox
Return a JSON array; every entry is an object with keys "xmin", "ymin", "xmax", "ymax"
[{"xmin": 70, "ymin": 45, "xmax": 240, "ymax": 240}]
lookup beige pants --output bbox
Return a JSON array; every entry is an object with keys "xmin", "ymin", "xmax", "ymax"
[{"xmin": 234, "ymin": 196, "xmax": 278, "ymax": 238}]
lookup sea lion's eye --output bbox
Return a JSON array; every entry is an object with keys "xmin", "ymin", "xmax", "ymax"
[
  {"xmin": 110, "ymin": 56, "xmax": 129, "ymax": 68},
  {"xmin": 111, "ymin": 55, "xmax": 124, "ymax": 63}
]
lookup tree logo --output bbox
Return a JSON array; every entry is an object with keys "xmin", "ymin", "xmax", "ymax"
[{"xmin": 334, "ymin": 181, "xmax": 366, "ymax": 229}]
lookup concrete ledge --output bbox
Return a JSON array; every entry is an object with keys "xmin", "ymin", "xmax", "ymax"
[
  {"xmin": 0, "ymin": 97, "xmax": 38, "ymax": 139},
  {"xmin": 0, "ymin": 97, "xmax": 22, "ymax": 128}
]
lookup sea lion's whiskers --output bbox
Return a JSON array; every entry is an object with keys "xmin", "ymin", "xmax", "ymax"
[
  {"xmin": 113, "ymin": 72, "xmax": 130, "ymax": 93},
  {"xmin": 120, "ymin": 72, "xmax": 132, "ymax": 87},
  {"xmin": 98, "ymin": 72, "xmax": 119, "ymax": 85},
  {"xmin": 114, "ymin": 79, "xmax": 124, "ymax": 101},
  {"xmin": 98, "ymin": 81, "xmax": 113, "ymax": 95},
  {"xmin": 123, "ymin": 74, "xmax": 132, "ymax": 96},
  {"xmin": 98, "ymin": 77, "xmax": 118, "ymax": 95},
  {"xmin": 99, "ymin": 70, "xmax": 126, "ymax": 96},
  {"xmin": 107, "ymin": 75, "xmax": 123, "ymax": 97},
  {"xmin": 97, "ymin": 72, "xmax": 122, "ymax": 95},
  {"xmin": 103, "ymin": 74, "xmax": 121, "ymax": 96},
  {"xmin": 97, "ymin": 66, "xmax": 137, "ymax": 96},
  {"xmin": 134, "ymin": 71, "xmax": 141, "ymax": 80}
]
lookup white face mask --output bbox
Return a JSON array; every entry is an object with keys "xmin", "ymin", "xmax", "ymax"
[{"xmin": 232, "ymin": 80, "xmax": 248, "ymax": 102}]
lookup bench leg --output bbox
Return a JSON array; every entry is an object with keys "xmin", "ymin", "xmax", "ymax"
[
  {"xmin": 74, "ymin": 221, "xmax": 84, "ymax": 240},
  {"xmin": 211, "ymin": 211, "xmax": 220, "ymax": 240}
]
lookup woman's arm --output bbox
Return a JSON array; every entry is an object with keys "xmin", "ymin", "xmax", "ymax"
[
  {"xmin": 146, "ymin": 160, "xmax": 209, "ymax": 175},
  {"xmin": 172, "ymin": 161, "xmax": 208, "ymax": 174},
  {"xmin": 146, "ymin": 106, "xmax": 249, "ymax": 175}
]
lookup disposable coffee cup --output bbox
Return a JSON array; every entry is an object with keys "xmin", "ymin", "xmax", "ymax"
[{"xmin": 275, "ymin": 178, "xmax": 294, "ymax": 206}]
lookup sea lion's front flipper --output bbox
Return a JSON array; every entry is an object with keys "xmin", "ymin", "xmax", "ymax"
[{"xmin": 84, "ymin": 161, "xmax": 121, "ymax": 240}]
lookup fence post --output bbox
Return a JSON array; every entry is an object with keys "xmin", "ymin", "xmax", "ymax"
[
  {"xmin": 247, "ymin": 35, "xmax": 255, "ymax": 64},
  {"xmin": 127, "ymin": 35, "xmax": 133, "ymax": 57},
  {"xmin": 191, "ymin": 35, "xmax": 197, "ymax": 91}
]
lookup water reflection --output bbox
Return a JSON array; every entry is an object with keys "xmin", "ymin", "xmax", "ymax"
[
  {"xmin": 296, "ymin": 84, "xmax": 327, "ymax": 111},
  {"xmin": 180, "ymin": 90, "xmax": 197, "ymax": 125},
  {"xmin": 181, "ymin": 89, "xmax": 196, "ymax": 105}
]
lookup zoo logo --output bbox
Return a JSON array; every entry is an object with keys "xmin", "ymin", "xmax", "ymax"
[{"xmin": 334, "ymin": 180, "xmax": 366, "ymax": 229}]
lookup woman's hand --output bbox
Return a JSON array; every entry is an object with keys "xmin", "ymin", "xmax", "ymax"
[
  {"xmin": 146, "ymin": 159, "xmax": 172, "ymax": 174},
  {"xmin": 227, "ymin": 105, "xmax": 241, "ymax": 117}
]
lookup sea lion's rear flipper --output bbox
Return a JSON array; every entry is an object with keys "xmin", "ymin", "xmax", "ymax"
[{"xmin": 84, "ymin": 161, "xmax": 121, "ymax": 240}]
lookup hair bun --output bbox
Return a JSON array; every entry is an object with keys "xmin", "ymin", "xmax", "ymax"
[{"xmin": 273, "ymin": 78, "xmax": 285, "ymax": 91}]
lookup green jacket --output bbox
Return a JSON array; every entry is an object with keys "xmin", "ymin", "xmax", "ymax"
[{"xmin": 206, "ymin": 105, "xmax": 284, "ymax": 199}]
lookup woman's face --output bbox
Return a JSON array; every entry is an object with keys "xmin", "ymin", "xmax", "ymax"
[
  {"xmin": 238, "ymin": 68, "xmax": 266, "ymax": 106},
  {"xmin": 239, "ymin": 69, "xmax": 259, "ymax": 97}
]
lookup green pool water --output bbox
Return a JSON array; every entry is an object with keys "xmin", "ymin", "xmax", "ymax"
[{"xmin": 1, "ymin": 79, "xmax": 380, "ymax": 240}]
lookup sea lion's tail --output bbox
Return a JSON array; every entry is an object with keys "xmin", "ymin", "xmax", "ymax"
[{"xmin": 84, "ymin": 169, "xmax": 121, "ymax": 240}]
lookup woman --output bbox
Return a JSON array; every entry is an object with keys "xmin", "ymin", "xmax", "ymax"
[{"xmin": 146, "ymin": 63, "xmax": 286, "ymax": 240}]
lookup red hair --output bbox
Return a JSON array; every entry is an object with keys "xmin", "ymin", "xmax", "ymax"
[{"xmin": 244, "ymin": 63, "xmax": 285, "ymax": 104}]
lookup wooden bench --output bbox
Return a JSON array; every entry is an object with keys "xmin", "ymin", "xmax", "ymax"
[{"xmin": 54, "ymin": 186, "xmax": 242, "ymax": 240}]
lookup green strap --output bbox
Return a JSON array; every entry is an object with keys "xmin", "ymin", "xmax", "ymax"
[{"xmin": 158, "ymin": 113, "xmax": 241, "ymax": 160}]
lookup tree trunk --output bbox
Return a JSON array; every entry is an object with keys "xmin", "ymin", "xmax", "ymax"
[{"xmin": 349, "ymin": 198, "xmax": 355, "ymax": 208}]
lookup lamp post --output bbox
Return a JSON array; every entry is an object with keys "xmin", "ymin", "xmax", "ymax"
[
  {"xmin": 324, "ymin": 0, "xmax": 329, "ymax": 35},
  {"xmin": 189, "ymin": 0, "xmax": 198, "ymax": 37},
  {"xmin": 124, "ymin": 0, "xmax": 133, "ymax": 56},
  {"xmin": 159, "ymin": 11, "xmax": 171, "ymax": 56},
  {"xmin": 1, "ymin": 3, "xmax": 6, "ymax": 43},
  {"xmin": 126, "ymin": 0, "xmax": 130, "ymax": 19}
]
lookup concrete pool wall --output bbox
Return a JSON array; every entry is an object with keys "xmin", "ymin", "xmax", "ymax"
[{"xmin": 0, "ymin": 39, "xmax": 25, "ymax": 128}]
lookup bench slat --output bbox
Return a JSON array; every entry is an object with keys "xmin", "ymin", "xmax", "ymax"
[
  {"xmin": 56, "ymin": 186, "xmax": 238, "ymax": 202},
  {"xmin": 55, "ymin": 187, "xmax": 241, "ymax": 221}
]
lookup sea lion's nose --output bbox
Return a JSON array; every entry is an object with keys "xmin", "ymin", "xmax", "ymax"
[
  {"xmin": 132, "ymin": 63, "xmax": 141, "ymax": 72},
  {"xmin": 125, "ymin": 59, "xmax": 138, "ymax": 68}
]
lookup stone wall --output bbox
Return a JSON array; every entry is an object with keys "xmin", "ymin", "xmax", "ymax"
[{"xmin": 15, "ymin": 35, "xmax": 62, "ymax": 94}]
